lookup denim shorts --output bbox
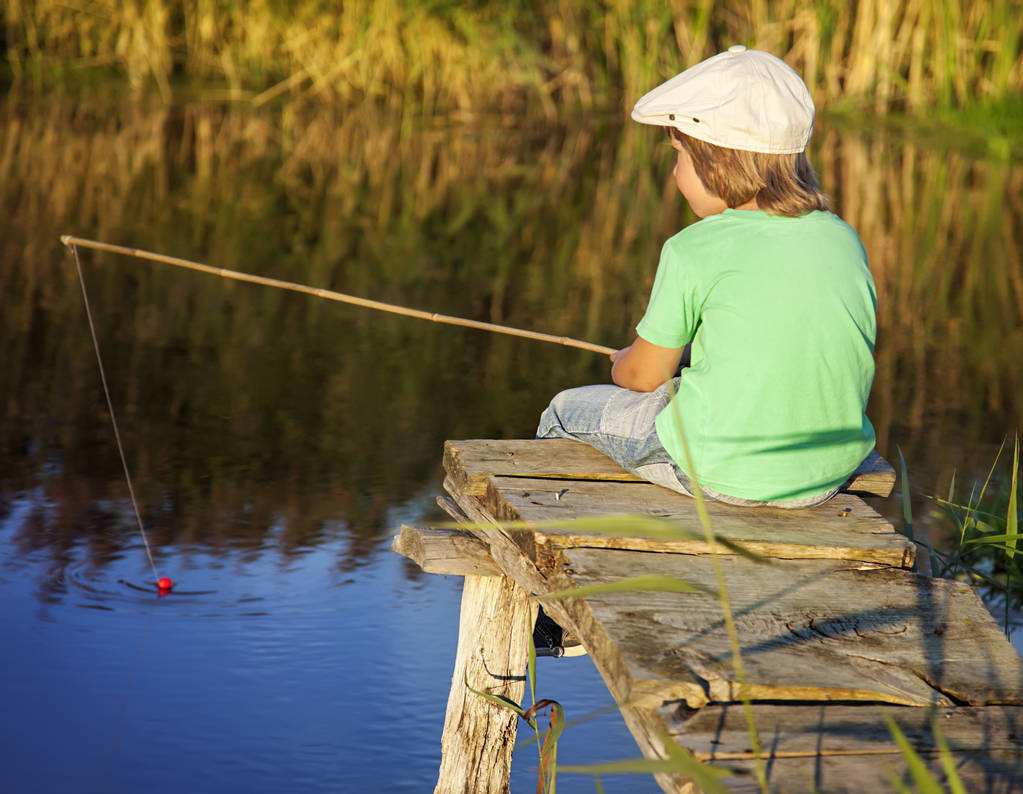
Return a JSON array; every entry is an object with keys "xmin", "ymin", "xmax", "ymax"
[{"xmin": 536, "ymin": 380, "xmax": 844, "ymax": 509}]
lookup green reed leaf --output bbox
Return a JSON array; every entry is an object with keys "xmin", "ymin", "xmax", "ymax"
[
  {"xmin": 933, "ymin": 719, "xmax": 966, "ymax": 794},
  {"xmin": 434, "ymin": 514, "xmax": 767, "ymax": 562},
  {"xmin": 897, "ymin": 446, "xmax": 914, "ymax": 542},
  {"xmin": 560, "ymin": 754, "xmax": 731, "ymax": 794},
  {"xmin": 1006, "ymin": 435, "xmax": 1019, "ymax": 561},
  {"xmin": 541, "ymin": 574, "xmax": 709, "ymax": 602},
  {"xmin": 885, "ymin": 715, "xmax": 944, "ymax": 793},
  {"xmin": 464, "ymin": 675, "xmax": 529, "ymax": 721},
  {"xmin": 527, "ymin": 619, "xmax": 537, "ymax": 707}
]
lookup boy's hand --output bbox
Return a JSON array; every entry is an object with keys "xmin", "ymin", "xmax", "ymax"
[{"xmin": 610, "ymin": 346, "xmax": 631, "ymax": 363}]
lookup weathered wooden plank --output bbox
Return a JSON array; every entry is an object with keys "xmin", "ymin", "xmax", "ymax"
[
  {"xmin": 434, "ymin": 574, "xmax": 536, "ymax": 794},
  {"xmin": 713, "ymin": 748, "xmax": 1023, "ymax": 793},
  {"xmin": 445, "ymin": 439, "xmax": 896, "ymax": 498},
  {"xmin": 662, "ymin": 703, "xmax": 1023, "ymax": 760},
  {"xmin": 483, "ymin": 476, "xmax": 914, "ymax": 568},
  {"xmin": 436, "ymin": 494, "xmax": 469, "ymax": 522},
  {"xmin": 391, "ymin": 524, "xmax": 499, "ymax": 577},
  {"xmin": 558, "ymin": 548, "xmax": 1023, "ymax": 709}
]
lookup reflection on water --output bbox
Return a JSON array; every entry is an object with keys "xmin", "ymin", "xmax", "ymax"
[{"xmin": 1, "ymin": 95, "xmax": 1021, "ymax": 790}]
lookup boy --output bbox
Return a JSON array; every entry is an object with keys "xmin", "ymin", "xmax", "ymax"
[{"xmin": 537, "ymin": 46, "xmax": 878, "ymax": 509}]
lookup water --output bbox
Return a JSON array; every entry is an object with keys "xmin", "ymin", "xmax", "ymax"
[{"xmin": 1, "ymin": 94, "xmax": 1021, "ymax": 793}]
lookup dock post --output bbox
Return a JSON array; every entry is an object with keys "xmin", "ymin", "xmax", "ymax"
[{"xmin": 434, "ymin": 573, "xmax": 536, "ymax": 794}]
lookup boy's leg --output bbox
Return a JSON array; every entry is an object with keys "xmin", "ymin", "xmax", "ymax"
[
  {"xmin": 536, "ymin": 377, "xmax": 852, "ymax": 509},
  {"xmin": 535, "ymin": 380, "xmax": 692, "ymax": 496}
]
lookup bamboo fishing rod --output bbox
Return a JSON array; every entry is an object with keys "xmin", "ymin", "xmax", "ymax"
[{"xmin": 60, "ymin": 236, "xmax": 615, "ymax": 356}]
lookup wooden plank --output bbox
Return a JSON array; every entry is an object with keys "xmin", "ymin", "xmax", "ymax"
[
  {"xmin": 714, "ymin": 749, "xmax": 1023, "ymax": 793},
  {"xmin": 558, "ymin": 548, "xmax": 1023, "ymax": 708},
  {"xmin": 663, "ymin": 703, "xmax": 1023, "ymax": 760},
  {"xmin": 483, "ymin": 476, "xmax": 914, "ymax": 568},
  {"xmin": 434, "ymin": 574, "xmax": 536, "ymax": 794},
  {"xmin": 391, "ymin": 524, "xmax": 499, "ymax": 577},
  {"xmin": 445, "ymin": 439, "xmax": 896, "ymax": 498}
]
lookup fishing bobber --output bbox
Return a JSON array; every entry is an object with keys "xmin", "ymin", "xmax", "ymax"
[{"xmin": 156, "ymin": 577, "xmax": 174, "ymax": 592}]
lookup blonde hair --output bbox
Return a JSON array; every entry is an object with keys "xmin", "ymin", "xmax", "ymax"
[{"xmin": 669, "ymin": 128, "xmax": 831, "ymax": 217}]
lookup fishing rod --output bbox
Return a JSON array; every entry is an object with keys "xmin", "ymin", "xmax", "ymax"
[
  {"xmin": 61, "ymin": 235, "xmax": 614, "ymax": 593},
  {"xmin": 60, "ymin": 236, "xmax": 616, "ymax": 356}
]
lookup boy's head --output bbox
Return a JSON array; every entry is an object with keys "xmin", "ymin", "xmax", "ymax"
[{"xmin": 633, "ymin": 46, "xmax": 830, "ymax": 218}]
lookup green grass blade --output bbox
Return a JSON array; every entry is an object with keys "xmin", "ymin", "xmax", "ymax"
[
  {"xmin": 933, "ymin": 719, "xmax": 967, "ymax": 794},
  {"xmin": 560, "ymin": 755, "xmax": 732, "ymax": 793},
  {"xmin": 464, "ymin": 675, "xmax": 528, "ymax": 720},
  {"xmin": 897, "ymin": 445, "xmax": 914, "ymax": 542},
  {"xmin": 1006, "ymin": 434, "xmax": 1019, "ymax": 561},
  {"xmin": 884, "ymin": 716, "xmax": 944, "ymax": 793},
  {"xmin": 960, "ymin": 533, "xmax": 1022, "ymax": 547},
  {"xmin": 434, "ymin": 514, "xmax": 768, "ymax": 562},
  {"xmin": 666, "ymin": 379, "xmax": 767, "ymax": 793},
  {"xmin": 528, "ymin": 619, "xmax": 537, "ymax": 707},
  {"xmin": 591, "ymin": 774, "xmax": 606, "ymax": 794},
  {"xmin": 542, "ymin": 574, "xmax": 710, "ymax": 601},
  {"xmin": 976, "ymin": 436, "xmax": 1007, "ymax": 507},
  {"xmin": 517, "ymin": 704, "xmax": 622, "ymax": 750},
  {"xmin": 540, "ymin": 702, "xmax": 565, "ymax": 794},
  {"xmin": 886, "ymin": 771, "xmax": 914, "ymax": 794}
]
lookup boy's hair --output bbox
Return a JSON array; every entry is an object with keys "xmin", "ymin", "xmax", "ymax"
[{"xmin": 669, "ymin": 128, "xmax": 831, "ymax": 217}]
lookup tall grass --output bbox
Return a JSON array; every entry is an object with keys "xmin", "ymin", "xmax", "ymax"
[
  {"xmin": 929, "ymin": 435, "xmax": 1023, "ymax": 632},
  {"xmin": 5, "ymin": 1, "xmax": 1023, "ymax": 116}
]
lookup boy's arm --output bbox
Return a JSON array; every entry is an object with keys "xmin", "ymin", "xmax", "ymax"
[{"xmin": 610, "ymin": 336, "xmax": 683, "ymax": 392}]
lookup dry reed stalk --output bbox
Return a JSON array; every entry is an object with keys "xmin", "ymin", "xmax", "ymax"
[{"xmin": 4, "ymin": 1, "xmax": 1022, "ymax": 114}]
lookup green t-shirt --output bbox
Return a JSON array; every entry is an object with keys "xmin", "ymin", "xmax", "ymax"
[{"xmin": 636, "ymin": 208, "xmax": 876, "ymax": 502}]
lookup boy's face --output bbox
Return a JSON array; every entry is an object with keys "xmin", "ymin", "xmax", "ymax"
[{"xmin": 670, "ymin": 137, "xmax": 729, "ymax": 218}]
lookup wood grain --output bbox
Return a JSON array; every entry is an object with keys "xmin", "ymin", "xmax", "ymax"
[
  {"xmin": 434, "ymin": 574, "xmax": 536, "ymax": 794},
  {"xmin": 483, "ymin": 476, "xmax": 914, "ymax": 568},
  {"xmin": 445, "ymin": 439, "xmax": 896, "ymax": 498},
  {"xmin": 713, "ymin": 748, "xmax": 1023, "ymax": 793},
  {"xmin": 560, "ymin": 548, "xmax": 1023, "ymax": 708},
  {"xmin": 663, "ymin": 703, "xmax": 1023, "ymax": 760}
]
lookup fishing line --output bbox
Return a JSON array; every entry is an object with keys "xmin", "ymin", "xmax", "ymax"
[{"xmin": 69, "ymin": 243, "xmax": 162, "ymax": 585}]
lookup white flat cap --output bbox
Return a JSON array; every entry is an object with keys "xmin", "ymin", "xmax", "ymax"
[{"xmin": 631, "ymin": 46, "xmax": 815, "ymax": 154}]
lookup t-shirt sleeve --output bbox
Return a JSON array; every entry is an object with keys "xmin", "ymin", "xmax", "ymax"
[{"xmin": 635, "ymin": 239, "xmax": 700, "ymax": 348}]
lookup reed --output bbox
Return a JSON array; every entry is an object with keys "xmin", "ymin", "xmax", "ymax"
[{"xmin": 5, "ymin": 1, "xmax": 1022, "ymax": 116}]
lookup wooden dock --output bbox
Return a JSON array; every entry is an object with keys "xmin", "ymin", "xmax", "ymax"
[{"xmin": 392, "ymin": 439, "xmax": 1023, "ymax": 793}]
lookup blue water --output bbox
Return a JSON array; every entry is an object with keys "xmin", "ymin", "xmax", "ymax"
[{"xmin": 0, "ymin": 487, "xmax": 659, "ymax": 794}]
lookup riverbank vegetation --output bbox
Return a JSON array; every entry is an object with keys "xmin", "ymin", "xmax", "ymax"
[{"xmin": 5, "ymin": 0, "xmax": 1023, "ymax": 123}]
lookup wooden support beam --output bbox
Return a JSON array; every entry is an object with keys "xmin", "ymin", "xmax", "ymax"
[
  {"xmin": 391, "ymin": 524, "xmax": 499, "ymax": 577},
  {"xmin": 434, "ymin": 574, "xmax": 536, "ymax": 794},
  {"xmin": 445, "ymin": 439, "xmax": 897, "ymax": 499}
]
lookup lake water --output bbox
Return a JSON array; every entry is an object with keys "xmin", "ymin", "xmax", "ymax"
[{"xmin": 2, "ymin": 94, "xmax": 1021, "ymax": 793}]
